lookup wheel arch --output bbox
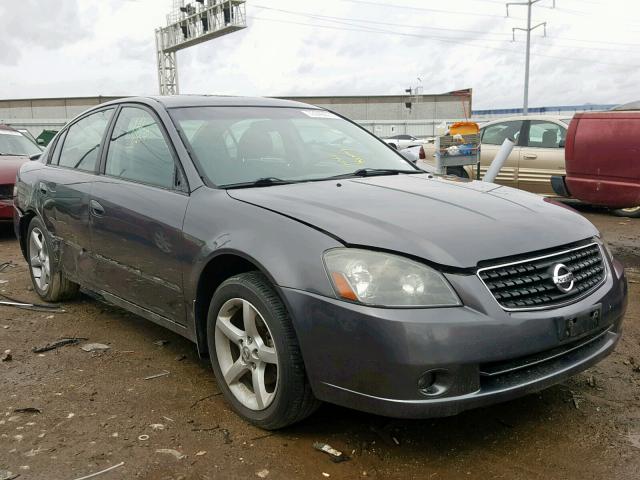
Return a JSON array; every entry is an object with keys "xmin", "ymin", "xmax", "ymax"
[
  {"xmin": 18, "ymin": 208, "xmax": 37, "ymax": 261},
  {"xmin": 192, "ymin": 250, "xmax": 283, "ymax": 358}
]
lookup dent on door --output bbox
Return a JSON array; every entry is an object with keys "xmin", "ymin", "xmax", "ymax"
[{"xmin": 38, "ymin": 168, "xmax": 96, "ymax": 285}]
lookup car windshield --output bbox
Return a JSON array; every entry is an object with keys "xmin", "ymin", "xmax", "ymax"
[
  {"xmin": 0, "ymin": 130, "xmax": 42, "ymax": 157},
  {"xmin": 171, "ymin": 106, "xmax": 418, "ymax": 187}
]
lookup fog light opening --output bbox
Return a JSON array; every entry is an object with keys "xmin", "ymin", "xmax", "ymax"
[{"xmin": 417, "ymin": 371, "xmax": 438, "ymax": 396}]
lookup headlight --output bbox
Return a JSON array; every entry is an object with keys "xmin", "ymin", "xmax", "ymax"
[
  {"xmin": 323, "ymin": 248, "xmax": 461, "ymax": 307},
  {"xmin": 597, "ymin": 234, "xmax": 614, "ymax": 261}
]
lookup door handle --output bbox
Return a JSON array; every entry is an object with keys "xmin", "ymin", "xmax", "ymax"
[
  {"xmin": 523, "ymin": 154, "xmax": 537, "ymax": 159},
  {"xmin": 90, "ymin": 200, "xmax": 105, "ymax": 217}
]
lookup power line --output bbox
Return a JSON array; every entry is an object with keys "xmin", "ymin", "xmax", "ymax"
[
  {"xmin": 252, "ymin": 4, "xmax": 640, "ymax": 53},
  {"xmin": 248, "ymin": 15, "xmax": 640, "ymax": 69},
  {"xmin": 339, "ymin": 0, "xmax": 518, "ymax": 19},
  {"xmin": 252, "ymin": 5, "xmax": 514, "ymax": 40}
]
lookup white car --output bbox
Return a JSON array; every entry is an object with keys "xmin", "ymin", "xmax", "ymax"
[{"xmin": 383, "ymin": 134, "xmax": 423, "ymax": 150}]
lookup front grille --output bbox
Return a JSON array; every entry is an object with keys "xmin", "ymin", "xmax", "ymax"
[
  {"xmin": 478, "ymin": 242, "xmax": 606, "ymax": 311},
  {"xmin": 0, "ymin": 184, "xmax": 13, "ymax": 200}
]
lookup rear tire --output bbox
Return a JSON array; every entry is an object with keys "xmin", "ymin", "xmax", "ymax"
[
  {"xmin": 206, "ymin": 271, "xmax": 320, "ymax": 429},
  {"xmin": 26, "ymin": 217, "xmax": 79, "ymax": 302},
  {"xmin": 611, "ymin": 206, "xmax": 640, "ymax": 218}
]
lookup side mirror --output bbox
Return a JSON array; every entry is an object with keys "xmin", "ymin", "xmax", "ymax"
[{"xmin": 29, "ymin": 153, "xmax": 42, "ymax": 161}]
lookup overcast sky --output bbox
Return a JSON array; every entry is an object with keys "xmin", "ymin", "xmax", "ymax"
[{"xmin": 0, "ymin": 0, "xmax": 639, "ymax": 109}]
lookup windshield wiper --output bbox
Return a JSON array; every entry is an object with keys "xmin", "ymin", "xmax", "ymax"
[
  {"xmin": 327, "ymin": 168, "xmax": 421, "ymax": 180},
  {"xmin": 223, "ymin": 177, "xmax": 297, "ymax": 189}
]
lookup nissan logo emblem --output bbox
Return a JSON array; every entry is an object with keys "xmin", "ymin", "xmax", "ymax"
[{"xmin": 552, "ymin": 264, "xmax": 575, "ymax": 293}]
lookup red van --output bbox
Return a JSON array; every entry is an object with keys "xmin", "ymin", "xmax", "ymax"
[{"xmin": 552, "ymin": 106, "xmax": 640, "ymax": 218}]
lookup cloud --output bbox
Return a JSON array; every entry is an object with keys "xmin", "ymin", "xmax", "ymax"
[
  {"xmin": 1, "ymin": 0, "xmax": 639, "ymax": 109},
  {"xmin": 0, "ymin": 0, "xmax": 92, "ymax": 65}
]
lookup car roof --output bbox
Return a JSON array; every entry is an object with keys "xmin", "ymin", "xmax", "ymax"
[
  {"xmin": 479, "ymin": 114, "xmax": 572, "ymax": 126},
  {"xmin": 101, "ymin": 95, "xmax": 322, "ymax": 110}
]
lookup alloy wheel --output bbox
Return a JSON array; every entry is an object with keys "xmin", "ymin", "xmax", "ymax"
[
  {"xmin": 29, "ymin": 227, "xmax": 50, "ymax": 292},
  {"xmin": 215, "ymin": 298, "xmax": 279, "ymax": 410}
]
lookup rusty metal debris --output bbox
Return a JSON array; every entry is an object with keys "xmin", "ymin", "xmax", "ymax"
[{"xmin": 33, "ymin": 338, "xmax": 86, "ymax": 353}]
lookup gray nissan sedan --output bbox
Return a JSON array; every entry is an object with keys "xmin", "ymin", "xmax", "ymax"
[{"xmin": 14, "ymin": 96, "xmax": 627, "ymax": 429}]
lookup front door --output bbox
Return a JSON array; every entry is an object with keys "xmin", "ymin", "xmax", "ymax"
[
  {"xmin": 518, "ymin": 120, "xmax": 567, "ymax": 195},
  {"xmin": 90, "ymin": 105, "xmax": 189, "ymax": 324},
  {"xmin": 478, "ymin": 120, "xmax": 524, "ymax": 188}
]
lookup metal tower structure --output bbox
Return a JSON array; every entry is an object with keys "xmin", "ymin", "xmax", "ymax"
[{"xmin": 155, "ymin": 0, "xmax": 247, "ymax": 95}]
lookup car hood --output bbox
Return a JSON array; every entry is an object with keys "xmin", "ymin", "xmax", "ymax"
[
  {"xmin": 0, "ymin": 156, "xmax": 29, "ymax": 184},
  {"xmin": 227, "ymin": 174, "xmax": 599, "ymax": 269}
]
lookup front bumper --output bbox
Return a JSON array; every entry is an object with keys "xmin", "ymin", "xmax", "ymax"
[{"xmin": 282, "ymin": 257, "xmax": 627, "ymax": 418}]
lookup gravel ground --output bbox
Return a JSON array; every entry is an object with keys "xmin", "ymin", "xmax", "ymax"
[{"xmin": 0, "ymin": 206, "xmax": 638, "ymax": 480}]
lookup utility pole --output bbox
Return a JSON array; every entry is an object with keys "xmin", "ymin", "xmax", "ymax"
[{"xmin": 506, "ymin": 0, "xmax": 555, "ymax": 114}]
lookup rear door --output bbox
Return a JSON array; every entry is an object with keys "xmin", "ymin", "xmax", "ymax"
[
  {"xmin": 518, "ymin": 120, "xmax": 567, "ymax": 195},
  {"xmin": 479, "ymin": 120, "xmax": 523, "ymax": 188},
  {"xmin": 39, "ymin": 108, "xmax": 115, "ymax": 287},
  {"xmin": 90, "ymin": 105, "xmax": 189, "ymax": 324}
]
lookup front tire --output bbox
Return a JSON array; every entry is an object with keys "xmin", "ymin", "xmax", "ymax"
[
  {"xmin": 611, "ymin": 206, "xmax": 640, "ymax": 218},
  {"xmin": 26, "ymin": 217, "xmax": 79, "ymax": 302},
  {"xmin": 207, "ymin": 272, "xmax": 319, "ymax": 429}
]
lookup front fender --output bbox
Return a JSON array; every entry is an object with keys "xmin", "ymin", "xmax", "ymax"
[{"xmin": 182, "ymin": 188, "xmax": 343, "ymax": 306}]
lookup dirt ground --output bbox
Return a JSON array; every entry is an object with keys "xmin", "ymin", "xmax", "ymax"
[{"xmin": 1, "ymin": 206, "xmax": 638, "ymax": 480}]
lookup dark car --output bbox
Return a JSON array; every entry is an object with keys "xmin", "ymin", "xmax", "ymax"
[
  {"xmin": 14, "ymin": 96, "xmax": 627, "ymax": 429},
  {"xmin": 0, "ymin": 125, "xmax": 42, "ymax": 223}
]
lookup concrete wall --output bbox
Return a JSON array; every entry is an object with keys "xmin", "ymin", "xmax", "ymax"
[
  {"xmin": 0, "ymin": 91, "xmax": 472, "ymax": 139},
  {"xmin": 0, "ymin": 97, "xmax": 121, "ymax": 136}
]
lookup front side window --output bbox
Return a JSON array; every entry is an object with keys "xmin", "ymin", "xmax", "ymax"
[
  {"xmin": 0, "ymin": 130, "xmax": 42, "ymax": 157},
  {"xmin": 481, "ymin": 121, "xmax": 523, "ymax": 146},
  {"xmin": 526, "ymin": 121, "xmax": 566, "ymax": 148},
  {"xmin": 105, "ymin": 107, "xmax": 178, "ymax": 189},
  {"xmin": 171, "ymin": 106, "xmax": 417, "ymax": 187},
  {"xmin": 59, "ymin": 109, "xmax": 114, "ymax": 171}
]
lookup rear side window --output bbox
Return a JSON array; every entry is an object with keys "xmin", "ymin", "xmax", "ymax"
[
  {"xmin": 105, "ymin": 107, "xmax": 178, "ymax": 190},
  {"xmin": 59, "ymin": 109, "xmax": 114, "ymax": 171},
  {"xmin": 481, "ymin": 121, "xmax": 523, "ymax": 145}
]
